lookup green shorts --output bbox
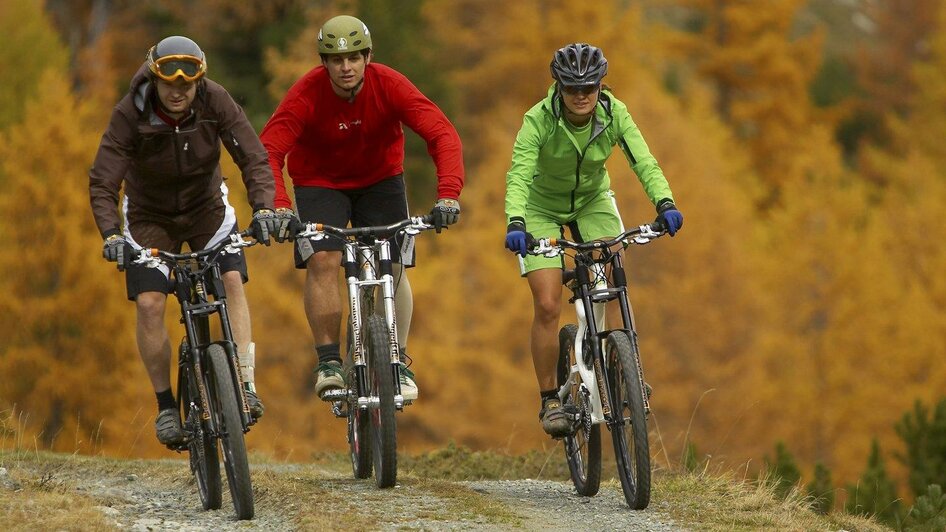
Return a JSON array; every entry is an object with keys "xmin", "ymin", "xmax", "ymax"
[{"xmin": 520, "ymin": 189, "xmax": 625, "ymax": 275}]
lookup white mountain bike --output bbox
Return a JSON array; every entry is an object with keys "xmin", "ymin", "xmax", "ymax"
[{"xmin": 526, "ymin": 221, "xmax": 665, "ymax": 509}]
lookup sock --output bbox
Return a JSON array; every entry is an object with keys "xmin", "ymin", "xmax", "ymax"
[
  {"xmin": 156, "ymin": 388, "xmax": 176, "ymax": 411},
  {"xmin": 316, "ymin": 343, "xmax": 342, "ymax": 365},
  {"xmin": 238, "ymin": 341, "xmax": 256, "ymax": 386},
  {"xmin": 540, "ymin": 389, "xmax": 557, "ymax": 405}
]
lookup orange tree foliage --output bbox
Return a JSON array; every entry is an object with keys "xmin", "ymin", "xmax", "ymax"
[
  {"xmin": 0, "ymin": 0, "xmax": 69, "ymax": 130},
  {"xmin": 0, "ymin": 70, "xmax": 145, "ymax": 454},
  {"xmin": 662, "ymin": 0, "xmax": 823, "ymax": 203}
]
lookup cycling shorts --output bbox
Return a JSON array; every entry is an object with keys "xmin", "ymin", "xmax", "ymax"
[
  {"xmin": 122, "ymin": 184, "xmax": 247, "ymax": 300},
  {"xmin": 519, "ymin": 189, "xmax": 624, "ymax": 275},
  {"xmin": 292, "ymin": 174, "xmax": 412, "ymax": 269}
]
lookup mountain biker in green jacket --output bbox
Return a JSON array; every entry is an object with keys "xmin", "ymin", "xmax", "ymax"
[{"xmin": 503, "ymin": 43, "xmax": 683, "ymax": 438}]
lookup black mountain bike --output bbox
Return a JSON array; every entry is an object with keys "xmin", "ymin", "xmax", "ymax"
[
  {"xmin": 296, "ymin": 215, "xmax": 436, "ymax": 488},
  {"xmin": 527, "ymin": 221, "xmax": 666, "ymax": 509},
  {"xmin": 128, "ymin": 230, "xmax": 258, "ymax": 519}
]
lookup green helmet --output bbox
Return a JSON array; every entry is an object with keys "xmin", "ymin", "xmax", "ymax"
[{"xmin": 318, "ymin": 15, "xmax": 372, "ymax": 54}]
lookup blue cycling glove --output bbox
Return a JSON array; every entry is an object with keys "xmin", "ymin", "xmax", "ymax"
[
  {"xmin": 504, "ymin": 221, "xmax": 533, "ymax": 257},
  {"xmin": 656, "ymin": 200, "xmax": 683, "ymax": 237}
]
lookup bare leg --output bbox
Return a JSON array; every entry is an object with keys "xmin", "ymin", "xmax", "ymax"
[
  {"xmin": 135, "ymin": 291, "xmax": 172, "ymax": 392},
  {"xmin": 392, "ymin": 264, "xmax": 412, "ymax": 349},
  {"xmin": 527, "ymin": 268, "xmax": 564, "ymax": 392},
  {"xmin": 305, "ymin": 251, "xmax": 343, "ymax": 345},
  {"xmin": 223, "ymin": 271, "xmax": 255, "ymax": 383}
]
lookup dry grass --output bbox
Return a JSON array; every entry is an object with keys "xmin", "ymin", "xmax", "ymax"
[{"xmin": 654, "ymin": 467, "xmax": 889, "ymax": 532}]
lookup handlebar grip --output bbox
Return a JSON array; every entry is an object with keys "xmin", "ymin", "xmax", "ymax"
[{"xmin": 651, "ymin": 219, "xmax": 667, "ymax": 233}]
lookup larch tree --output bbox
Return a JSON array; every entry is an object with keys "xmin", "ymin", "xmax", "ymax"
[{"xmin": 0, "ymin": 20, "xmax": 143, "ymax": 453}]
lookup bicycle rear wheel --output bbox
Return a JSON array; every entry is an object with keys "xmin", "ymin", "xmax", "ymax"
[
  {"xmin": 558, "ymin": 325, "xmax": 601, "ymax": 496},
  {"xmin": 365, "ymin": 315, "xmax": 397, "ymax": 488},
  {"xmin": 207, "ymin": 344, "xmax": 254, "ymax": 519},
  {"xmin": 605, "ymin": 331, "xmax": 651, "ymax": 509},
  {"xmin": 180, "ymin": 346, "xmax": 222, "ymax": 510}
]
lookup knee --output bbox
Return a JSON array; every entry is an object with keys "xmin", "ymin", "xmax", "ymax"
[
  {"xmin": 136, "ymin": 292, "xmax": 166, "ymax": 322},
  {"xmin": 308, "ymin": 252, "xmax": 339, "ymax": 278},
  {"xmin": 533, "ymin": 296, "xmax": 561, "ymax": 325}
]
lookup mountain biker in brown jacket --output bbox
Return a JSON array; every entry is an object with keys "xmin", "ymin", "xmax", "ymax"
[{"xmin": 88, "ymin": 36, "xmax": 290, "ymax": 446}]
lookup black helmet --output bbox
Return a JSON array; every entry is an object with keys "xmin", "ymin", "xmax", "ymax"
[
  {"xmin": 147, "ymin": 36, "xmax": 207, "ymax": 82},
  {"xmin": 550, "ymin": 43, "xmax": 608, "ymax": 87}
]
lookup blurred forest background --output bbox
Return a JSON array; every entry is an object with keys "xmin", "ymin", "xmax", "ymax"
[{"xmin": 2, "ymin": 0, "xmax": 946, "ymax": 517}]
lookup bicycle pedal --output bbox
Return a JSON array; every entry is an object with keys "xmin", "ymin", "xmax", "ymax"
[
  {"xmin": 331, "ymin": 401, "xmax": 348, "ymax": 418},
  {"xmin": 320, "ymin": 388, "xmax": 347, "ymax": 402}
]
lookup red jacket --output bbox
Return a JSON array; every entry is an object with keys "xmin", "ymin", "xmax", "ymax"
[{"xmin": 260, "ymin": 63, "xmax": 464, "ymax": 209}]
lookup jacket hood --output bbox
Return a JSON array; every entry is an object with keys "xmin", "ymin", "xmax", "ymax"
[{"xmin": 130, "ymin": 62, "xmax": 153, "ymax": 113}]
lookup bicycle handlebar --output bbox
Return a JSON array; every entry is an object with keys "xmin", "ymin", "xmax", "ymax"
[
  {"xmin": 129, "ymin": 229, "xmax": 257, "ymax": 268},
  {"xmin": 295, "ymin": 215, "xmax": 436, "ymax": 241},
  {"xmin": 528, "ymin": 220, "xmax": 667, "ymax": 257}
]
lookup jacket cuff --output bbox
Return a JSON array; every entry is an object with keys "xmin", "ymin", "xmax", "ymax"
[{"xmin": 655, "ymin": 198, "xmax": 676, "ymax": 214}]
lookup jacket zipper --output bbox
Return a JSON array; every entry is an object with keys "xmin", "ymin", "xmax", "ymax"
[
  {"xmin": 174, "ymin": 125, "xmax": 183, "ymax": 211},
  {"xmin": 570, "ymin": 115, "xmax": 610, "ymax": 212}
]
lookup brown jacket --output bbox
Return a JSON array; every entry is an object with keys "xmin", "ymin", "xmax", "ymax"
[{"xmin": 89, "ymin": 63, "xmax": 274, "ymax": 237}]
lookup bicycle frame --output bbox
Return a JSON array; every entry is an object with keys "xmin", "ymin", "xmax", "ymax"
[{"xmin": 564, "ymin": 250, "xmax": 643, "ymax": 427}]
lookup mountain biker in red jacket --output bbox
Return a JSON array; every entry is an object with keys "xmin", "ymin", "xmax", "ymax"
[{"xmin": 260, "ymin": 15, "xmax": 464, "ymax": 402}]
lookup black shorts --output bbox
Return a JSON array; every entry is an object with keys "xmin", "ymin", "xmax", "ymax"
[
  {"xmin": 123, "ymin": 199, "xmax": 248, "ymax": 301},
  {"xmin": 293, "ymin": 175, "xmax": 412, "ymax": 269}
]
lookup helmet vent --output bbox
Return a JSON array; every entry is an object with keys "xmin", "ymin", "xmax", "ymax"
[{"xmin": 327, "ymin": 33, "xmax": 336, "ymax": 39}]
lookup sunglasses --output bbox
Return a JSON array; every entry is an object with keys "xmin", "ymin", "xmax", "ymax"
[
  {"xmin": 561, "ymin": 84, "xmax": 600, "ymax": 96},
  {"xmin": 150, "ymin": 55, "xmax": 207, "ymax": 82}
]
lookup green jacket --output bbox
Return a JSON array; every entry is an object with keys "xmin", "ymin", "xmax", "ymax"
[{"xmin": 505, "ymin": 84, "xmax": 673, "ymax": 225}]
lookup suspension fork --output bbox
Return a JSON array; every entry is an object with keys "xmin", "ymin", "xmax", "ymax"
[
  {"xmin": 375, "ymin": 240, "xmax": 402, "ymax": 398},
  {"xmin": 207, "ymin": 263, "xmax": 251, "ymax": 425},
  {"xmin": 344, "ymin": 243, "xmax": 370, "ymax": 398}
]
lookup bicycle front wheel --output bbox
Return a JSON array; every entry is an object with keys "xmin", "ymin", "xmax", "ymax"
[
  {"xmin": 207, "ymin": 344, "xmax": 254, "ymax": 519},
  {"xmin": 365, "ymin": 315, "xmax": 397, "ymax": 488},
  {"xmin": 558, "ymin": 325, "xmax": 601, "ymax": 496},
  {"xmin": 605, "ymin": 331, "xmax": 651, "ymax": 509},
  {"xmin": 180, "ymin": 348, "xmax": 221, "ymax": 510},
  {"xmin": 347, "ymin": 320, "xmax": 372, "ymax": 479}
]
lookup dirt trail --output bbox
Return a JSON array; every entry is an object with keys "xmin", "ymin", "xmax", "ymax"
[{"xmin": 30, "ymin": 458, "xmax": 685, "ymax": 531}]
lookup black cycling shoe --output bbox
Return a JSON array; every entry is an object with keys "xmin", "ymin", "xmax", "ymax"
[
  {"xmin": 539, "ymin": 398, "xmax": 572, "ymax": 439},
  {"xmin": 155, "ymin": 408, "xmax": 185, "ymax": 446},
  {"xmin": 245, "ymin": 389, "xmax": 264, "ymax": 420}
]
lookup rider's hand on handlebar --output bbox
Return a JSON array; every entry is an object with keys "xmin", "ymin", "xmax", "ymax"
[
  {"xmin": 430, "ymin": 198, "xmax": 461, "ymax": 233},
  {"xmin": 102, "ymin": 233, "xmax": 131, "ymax": 270},
  {"xmin": 504, "ymin": 221, "xmax": 534, "ymax": 257},
  {"xmin": 251, "ymin": 208, "xmax": 279, "ymax": 246},
  {"xmin": 274, "ymin": 208, "xmax": 303, "ymax": 243},
  {"xmin": 655, "ymin": 199, "xmax": 683, "ymax": 237}
]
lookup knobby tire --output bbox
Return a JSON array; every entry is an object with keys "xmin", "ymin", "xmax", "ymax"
[
  {"xmin": 605, "ymin": 331, "xmax": 651, "ymax": 509},
  {"xmin": 347, "ymin": 321, "xmax": 372, "ymax": 479},
  {"xmin": 207, "ymin": 344, "xmax": 254, "ymax": 519},
  {"xmin": 558, "ymin": 324, "xmax": 602, "ymax": 496},
  {"xmin": 366, "ymin": 315, "xmax": 397, "ymax": 488}
]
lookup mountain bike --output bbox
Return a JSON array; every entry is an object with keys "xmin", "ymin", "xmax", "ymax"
[
  {"xmin": 128, "ymin": 230, "xmax": 258, "ymax": 519},
  {"xmin": 296, "ymin": 215, "xmax": 436, "ymax": 488},
  {"xmin": 526, "ymin": 220, "xmax": 666, "ymax": 510}
]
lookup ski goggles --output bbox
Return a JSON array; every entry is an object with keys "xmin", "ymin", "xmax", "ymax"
[
  {"xmin": 560, "ymin": 83, "xmax": 600, "ymax": 96},
  {"xmin": 149, "ymin": 54, "xmax": 207, "ymax": 82}
]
